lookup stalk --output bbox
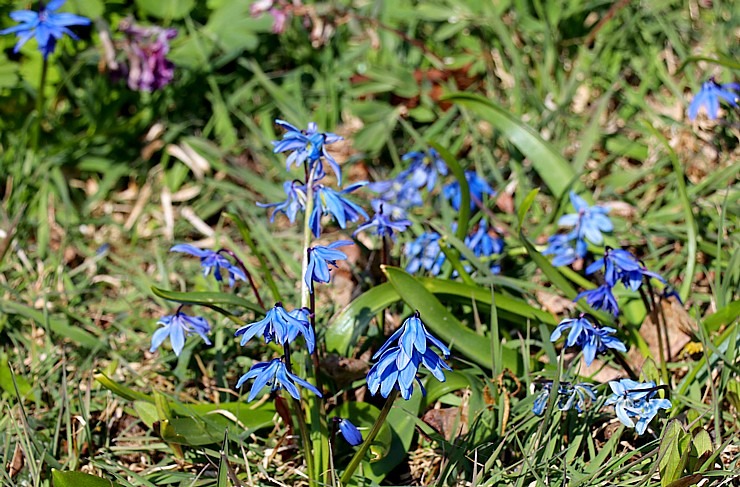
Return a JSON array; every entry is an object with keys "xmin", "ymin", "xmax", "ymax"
[
  {"xmin": 282, "ymin": 343, "xmax": 315, "ymax": 484},
  {"xmin": 340, "ymin": 390, "xmax": 399, "ymax": 484},
  {"xmin": 218, "ymin": 248, "xmax": 265, "ymax": 310}
]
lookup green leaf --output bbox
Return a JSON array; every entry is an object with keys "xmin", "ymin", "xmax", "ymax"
[
  {"xmin": 384, "ymin": 266, "xmax": 521, "ymax": 372},
  {"xmin": 0, "ymin": 300, "xmax": 102, "ymax": 349},
  {"xmin": 52, "ymin": 470, "xmax": 123, "ymax": 487},
  {"xmin": 444, "ymin": 92, "xmax": 578, "ymax": 198},
  {"xmin": 659, "ymin": 420, "xmax": 690, "ymax": 486},
  {"xmin": 429, "ymin": 142, "xmax": 470, "ymax": 240},
  {"xmin": 704, "ymin": 300, "xmax": 740, "ymax": 333},
  {"xmin": 133, "ymin": 401, "xmax": 158, "ymax": 429},
  {"xmin": 151, "ymin": 286, "xmax": 262, "ymax": 316},
  {"xmin": 95, "ymin": 372, "xmax": 154, "ymax": 403},
  {"xmin": 326, "ymin": 278, "xmax": 555, "ymax": 356},
  {"xmin": 135, "ymin": 0, "xmax": 194, "ymax": 19},
  {"xmin": 517, "ymin": 188, "xmax": 540, "ymax": 229}
]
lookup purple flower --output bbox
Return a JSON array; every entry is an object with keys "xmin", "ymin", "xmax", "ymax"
[
  {"xmin": 305, "ymin": 240, "xmax": 352, "ymax": 293},
  {"xmin": 258, "ymin": 180, "xmax": 308, "ymax": 224},
  {"xmin": 250, "ymin": 0, "xmax": 297, "ymax": 34},
  {"xmin": 550, "ymin": 315, "xmax": 626, "ymax": 366},
  {"xmin": 688, "ymin": 77, "xmax": 740, "ymax": 121},
  {"xmin": 170, "ymin": 244, "xmax": 246, "ymax": 287},
  {"xmin": 272, "ymin": 120, "xmax": 344, "ymax": 185},
  {"xmin": 235, "ymin": 302, "xmax": 315, "ymax": 353},
  {"xmin": 0, "ymin": 0, "xmax": 91, "ymax": 59},
  {"xmin": 575, "ymin": 284, "xmax": 620, "ymax": 316},
  {"xmin": 443, "ymin": 171, "xmax": 495, "ymax": 211},
  {"xmin": 119, "ymin": 18, "xmax": 177, "ymax": 92},
  {"xmin": 236, "ymin": 358, "xmax": 322, "ymax": 402},
  {"xmin": 150, "ymin": 311, "xmax": 211, "ymax": 356},
  {"xmin": 353, "ymin": 204, "xmax": 411, "ymax": 240}
]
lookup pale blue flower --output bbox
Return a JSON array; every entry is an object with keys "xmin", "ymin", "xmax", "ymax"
[
  {"xmin": 0, "ymin": 0, "xmax": 91, "ymax": 59},
  {"xmin": 272, "ymin": 120, "xmax": 344, "ymax": 184},
  {"xmin": 400, "ymin": 149, "xmax": 448, "ymax": 191},
  {"xmin": 311, "ymin": 183, "xmax": 368, "ymax": 237},
  {"xmin": 236, "ymin": 358, "xmax": 322, "ymax": 402},
  {"xmin": 688, "ymin": 78, "xmax": 740, "ymax": 121},
  {"xmin": 405, "ymin": 232, "xmax": 444, "ymax": 275},
  {"xmin": 150, "ymin": 311, "xmax": 211, "ymax": 356},
  {"xmin": 258, "ymin": 180, "xmax": 307, "ymax": 224},
  {"xmin": 605, "ymin": 379, "xmax": 671, "ymax": 435},
  {"xmin": 550, "ymin": 314, "xmax": 626, "ymax": 366},
  {"xmin": 353, "ymin": 204, "xmax": 411, "ymax": 240},
  {"xmin": 443, "ymin": 171, "xmax": 495, "ymax": 211},
  {"xmin": 559, "ymin": 191, "xmax": 613, "ymax": 246},
  {"xmin": 532, "ymin": 381, "xmax": 596, "ymax": 416},
  {"xmin": 170, "ymin": 244, "xmax": 246, "ymax": 287}
]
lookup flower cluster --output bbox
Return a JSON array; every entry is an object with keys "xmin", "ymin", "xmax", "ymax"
[
  {"xmin": 688, "ymin": 77, "xmax": 740, "ymax": 121},
  {"xmin": 605, "ymin": 379, "xmax": 671, "ymax": 435},
  {"xmin": 442, "ymin": 170, "xmax": 495, "ymax": 211},
  {"xmin": 532, "ymin": 380, "xmax": 596, "ymax": 416},
  {"xmin": 366, "ymin": 312, "xmax": 451, "ymax": 400},
  {"xmin": 0, "ymin": 0, "xmax": 90, "ymax": 59},
  {"xmin": 576, "ymin": 247, "xmax": 668, "ymax": 316},
  {"xmin": 170, "ymin": 244, "xmax": 246, "ymax": 287},
  {"xmin": 117, "ymin": 18, "xmax": 177, "ymax": 92},
  {"xmin": 544, "ymin": 192, "xmax": 612, "ymax": 267},
  {"xmin": 550, "ymin": 314, "xmax": 627, "ymax": 366}
]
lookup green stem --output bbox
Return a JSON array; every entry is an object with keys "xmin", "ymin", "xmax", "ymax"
[
  {"xmin": 340, "ymin": 390, "xmax": 399, "ymax": 484},
  {"xmin": 31, "ymin": 58, "xmax": 49, "ymax": 155}
]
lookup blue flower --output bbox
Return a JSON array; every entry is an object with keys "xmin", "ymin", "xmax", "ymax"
[
  {"xmin": 443, "ymin": 171, "xmax": 495, "ymax": 211},
  {"xmin": 305, "ymin": 240, "xmax": 352, "ymax": 293},
  {"xmin": 543, "ymin": 234, "xmax": 580, "ymax": 267},
  {"xmin": 258, "ymin": 180, "xmax": 307, "ymax": 224},
  {"xmin": 236, "ymin": 358, "xmax": 322, "ymax": 402},
  {"xmin": 235, "ymin": 302, "xmax": 315, "ymax": 353},
  {"xmin": 170, "ymin": 244, "xmax": 247, "ymax": 287},
  {"xmin": 150, "ymin": 311, "xmax": 211, "ymax": 356},
  {"xmin": 0, "ymin": 0, "xmax": 91, "ymax": 59},
  {"xmin": 586, "ymin": 247, "xmax": 666, "ymax": 291},
  {"xmin": 550, "ymin": 315, "xmax": 626, "ymax": 366},
  {"xmin": 405, "ymin": 232, "xmax": 445, "ymax": 275},
  {"xmin": 575, "ymin": 284, "xmax": 620, "ymax": 316},
  {"xmin": 311, "ymin": 183, "xmax": 368, "ymax": 237},
  {"xmin": 532, "ymin": 381, "xmax": 596, "ymax": 416},
  {"xmin": 367, "ymin": 179, "xmax": 423, "ymax": 211},
  {"xmin": 559, "ymin": 191, "xmax": 613, "ymax": 246},
  {"xmin": 367, "ymin": 312, "xmax": 451, "ymax": 400},
  {"xmin": 605, "ymin": 379, "xmax": 671, "ymax": 435},
  {"xmin": 272, "ymin": 120, "xmax": 344, "ymax": 184},
  {"xmin": 400, "ymin": 149, "xmax": 448, "ymax": 191},
  {"xmin": 464, "ymin": 220, "xmax": 504, "ymax": 274},
  {"xmin": 353, "ymin": 203, "xmax": 411, "ymax": 240},
  {"xmin": 335, "ymin": 418, "xmax": 363, "ymax": 446},
  {"xmin": 688, "ymin": 77, "xmax": 740, "ymax": 121}
]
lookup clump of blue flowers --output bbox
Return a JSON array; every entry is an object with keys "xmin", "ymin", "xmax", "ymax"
[
  {"xmin": 605, "ymin": 379, "xmax": 671, "ymax": 435},
  {"xmin": 687, "ymin": 77, "xmax": 740, "ymax": 121},
  {"xmin": 443, "ymin": 170, "xmax": 495, "ymax": 211},
  {"xmin": 0, "ymin": 0, "xmax": 91, "ymax": 59},
  {"xmin": 532, "ymin": 380, "xmax": 596, "ymax": 416},
  {"xmin": 544, "ymin": 191, "xmax": 612, "ymax": 267},
  {"xmin": 366, "ymin": 312, "xmax": 451, "ymax": 400}
]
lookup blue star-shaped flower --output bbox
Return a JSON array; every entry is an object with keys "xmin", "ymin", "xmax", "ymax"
[
  {"xmin": 399, "ymin": 149, "xmax": 448, "ymax": 191},
  {"xmin": 532, "ymin": 381, "xmax": 596, "ymax": 416},
  {"xmin": 257, "ymin": 180, "xmax": 307, "ymax": 224},
  {"xmin": 404, "ymin": 232, "xmax": 445, "ymax": 275},
  {"xmin": 335, "ymin": 418, "xmax": 363, "ymax": 446},
  {"xmin": 150, "ymin": 311, "xmax": 211, "ymax": 356},
  {"xmin": 311, "ymin": 183, "xmax": 368, "ymax": 237},
  {"xmin": 586, "ymin": 247, "xmax": 666, "ymax": 291},
  {"xmin": 559, "ymin": 191, "xmax": 613, "ymax": 246},
  {"xmin": 170, "ymin": 244, "xmax": 247, "ymax": 287},
  {"xmin": 687, "ymin": 77, "xmax": 740, "ymax": 121},
  {"xmin": 367, "ymin": 179, "xmax": 423, "ymax": 212},
  {"xmin": 605, "ymin": 379, "xmax": 671, "ymax": 435},
  {"xmin": 575, "ymin": 284, "xmax": 620, "ymax": 316},
  {"xmin": 0, "ymin": 0, "xmax": 90, "ymax": 59},
  {"xmin": 272, "ymin": 120, "xmax": 344, "ymax": 185},
  {"xmin": 464, "ymin": 220, "xmax": 504, "ymax": 274},
  {"xmin": 305, "ymin": 240, "xmax": 352, "ymax": 293},
  {"xmin": 543, "ymin": 233, "xmax": 580, "ymax": 267},
  {"xmin": 235, "ymin": 302, "xmax": 314, "ymax": 353},
  {"xmin": 353, "ymin": 203, "xmax": 411, "ymax": 240},
  {"xmin": 443, "ymin": 171, "xmax": 495, "ymax": 211},
  {"xmin": 550, "ymin": 314, "xmax": 626, "ymax": 366},
  {"xmin": 236, "ymin": 358, "xmax": 322, "ymax": 402}
]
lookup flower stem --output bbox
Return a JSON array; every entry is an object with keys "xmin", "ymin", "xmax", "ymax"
[
  {"xmin": 31, "ymin": 58, "xmax": 49, "ymax": 155},
  {"xmin": 283, "ymin": 343, "xmax": 315, "ymax": 485},
  {"xmin": 340, "ymin": 390, "xmax": 399, "ymax": 484},
  {"xmin": 217, "ymin": 248, "xmax": 265, "ymax": 310}
]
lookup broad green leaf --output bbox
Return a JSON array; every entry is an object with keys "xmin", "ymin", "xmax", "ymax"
[
  {"xmin": 135, "ymin": 0, "xmax": 194, "ymax": 19},
  {"xmin": 688, "ymin": 429, "xmax": 713, "ymax": 474},
  {"xmin": 326, "ymin": 278, "xmax": 555, "ymax": 356},
  {"xmin": 704, "ymin": 300, "xmax": 740, "ymax": 333},
  {"xmin": 517, "ymin": 188, "xmax": 540, "ymax": 228},
  {"xmin": 444, "ymin": 92, "xmax": 578, "ymax": 198},
  {"xmin": 151, "ymin": 286, "xmax": 262, "ymax": 316},
  {"xmin": 384, "ymin": 267, "xmax": 521, "ymax": 371},
  {"xmin": 133, "ymin": 401, "xmax": 158, "ymax": 429},
  {"xmin": 95, "ymin": 372, "xmax": 154, "ymax": 402},
  {"xmin": 659, "ymin": 420, "xmax": 690, "ymax": 486},
  {"xmin": 52, "ymin": 470, "xmax": 123, "ymax": 487},
  {"xmin": 0, "ymin": 353, "xmax": 34, "ymax": 401}
]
